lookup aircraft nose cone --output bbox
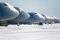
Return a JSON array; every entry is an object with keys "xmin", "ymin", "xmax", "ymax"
[{"xmin": 0, "ymin": 2, "xmax": 20, "ymax": 21}]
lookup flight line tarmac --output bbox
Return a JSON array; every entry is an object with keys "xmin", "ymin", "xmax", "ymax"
[
  {"xmin": 0, "ymin": 23, "xmax": 60, "ymax": 40},
  {"xmin": 0, "ymin": 23, "xmax": 60, "ymax": 32}
]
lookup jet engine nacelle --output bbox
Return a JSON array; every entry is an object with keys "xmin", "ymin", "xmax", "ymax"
[{"xmin": 0, "ymin": 2, "xmax": 20, "ymax": 21}]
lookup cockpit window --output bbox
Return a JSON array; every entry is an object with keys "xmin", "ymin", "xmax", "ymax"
[
  {"xmin": 29, "ymin": 12, "xmax": 37, "ymax": 16},
  {"xmin": 0, "ymin": 3, "xmax": 7, "ymax": 6},
  {"xmin": 3, "ymin": 3, "xmax": 7, "ymax": 6}
]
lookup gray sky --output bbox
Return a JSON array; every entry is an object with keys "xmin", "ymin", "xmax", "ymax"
[{"xmin": 0, "ymin": 0, "xmax": 60, "ymax": 18}]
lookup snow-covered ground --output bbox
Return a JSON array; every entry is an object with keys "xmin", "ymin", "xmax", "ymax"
[{"xmin": 0, "ymin": 23, "xmax": 60, "ymax": 40}]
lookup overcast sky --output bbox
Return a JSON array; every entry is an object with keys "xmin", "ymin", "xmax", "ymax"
[{"xmin": 0, "ymin": 0, "xmax": 60, "ymax": 18}]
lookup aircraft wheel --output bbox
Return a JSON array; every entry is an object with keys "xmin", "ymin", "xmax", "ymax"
[
  {"xmin": 39, "ymin": 22, "xmax": 43, "ymax": 25},
  {"xmin": 17, "ymin": 23, "xmax": 20, "ymax": 26},
  {"xmin": 3, "ymin": 24, "xmax": 8, "ymax": 27}
]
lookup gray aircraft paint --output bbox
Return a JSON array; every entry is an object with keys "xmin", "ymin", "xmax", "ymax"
[{"xmin": 0, "ymin": 2, "xmax": 20, "ymax": 21}]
